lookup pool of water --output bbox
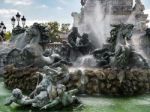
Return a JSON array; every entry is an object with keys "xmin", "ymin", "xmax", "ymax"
[{"xmin": 1, "ymin": 79, "xmax": 150, "ymax": 112}]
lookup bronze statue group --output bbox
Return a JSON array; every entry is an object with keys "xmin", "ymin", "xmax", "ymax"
[
  {"xmin": 4, "ymin": 24, "xmax": 150, "ymax": 110},
  {"xmin": 5, "ymin": 66, "xmax": 81, "ymax": 110},
  {"xmin": 4, "ymin": 26, "xmax": 89, "ymax": 110},
  {"xmin": 4, "ymin": 26, "xmax": 95, "ymax": 110}
]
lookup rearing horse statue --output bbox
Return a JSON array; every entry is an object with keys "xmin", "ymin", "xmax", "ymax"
[
  {"xmin": 109, "ymin": 24, "xmax": 149, "ymax": 68},
  {"xmin": 6, "ymin": 23, "xmax": 55, "ymax": 67}
]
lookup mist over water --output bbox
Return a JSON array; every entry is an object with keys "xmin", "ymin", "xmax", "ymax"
[
  {"xmin": 13, "ymin": 33, "xmax": 28, "ymax": 49},
  {"xmin": 131, "ymin": 33, "xmax": 149, "ymax": 62},
  {"xmin": 0, "ymin": 42, "xmax": 14, "ymax": 54},
  {"xmin": 74, "ymin": 0, "xmax": 113, "ymax": 66}
]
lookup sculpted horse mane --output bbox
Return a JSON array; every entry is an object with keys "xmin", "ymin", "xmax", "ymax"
[
  {"xmin": 6, "ymin": 23, "xmax": 50, "ymax": 67},
  {"xmin": 10, "ymin": 23, "xmax": 49, "ymax": 50},
  {"xmin": 108, "ymin": 24, "xmax": 149, "ymax": 68}
]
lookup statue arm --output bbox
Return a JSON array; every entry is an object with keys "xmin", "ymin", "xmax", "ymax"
[
  {"xmin": 78, "ymin": 33, "xmax": 82, "ymax": 38},
  {"xmin": 21, "ymin": 98, "xmax": 36, "ymax": 105},
  {"xmin": 47, "ymin": 67, "xmax": 60, "ymax": 75},
  {"xmin": 126, "ymin": 31, "xmax": 133, "ymax": 40},
  {"xmin": 67, "ymin": 44, "xmax": 72, "ymax": 48},
  {"xmin": 5, "ymin": 96, "xmax": 14, "ymax": 106},
  {"xmin": 51, "ymin": 60, "xmax": 72, "ymax": 68},
  {"xmin": 115, "ymin": 47, "xmax": 122, "ymax": 57},
  {"xmin": 78, "ymin": 42, "xmax": 90, "ymax": 48},
  {"xmin": 68, "ymin": 34, "xmax": 77, "ymax": 48},
  {"xmin": 111, "ymin": 24, "xmax": 121, "ymax": 28},
  {"xmin": 37, "ymin": 72, "xmax": 46, "ymax": 78},
  {"xmin": 29, "ymin": 90, "xmax": 37, "ymax": 98},
  {"xmin": 41, "ymin": 97, "xmax": 60, "ymax": 110},
  {"xmin": 69, "ymin": 40, "xmax": 77, "ymax": 48},
  {"xmin": 51, "ymin": 61, "xmax": 62, "ymax": 68},
  {"xmin": 108, "ymin": 52, "xmax": 115, "ymax": 56},
  {"xmin": 68, "ymin": 89, "xmax": 78, "ymax": 95}
]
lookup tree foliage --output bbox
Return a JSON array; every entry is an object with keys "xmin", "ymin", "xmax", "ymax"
[
  {"xmin": 46, "ymin": 21, "xmax": 61, "ymax": 42},
  {"xmin": 61, "ymin": 23, "xmax": 70, "ymax": 33},
  {"xmin": 5, "ymin": 31, "xmax": 11, "ymax": 41},
  {"xmin": 45, "ymin": 21, "xmax": 70, "ymax": 42}
]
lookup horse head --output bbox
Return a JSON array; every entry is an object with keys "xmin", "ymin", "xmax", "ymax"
[{"xmin": 124, "ymin": 24, "xmax": 134, "ymax": 40}]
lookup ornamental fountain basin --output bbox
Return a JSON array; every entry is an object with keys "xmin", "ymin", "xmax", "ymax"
[{"xmin": 4, "ymin": 65, "xmax": 150, "ymax": 96}]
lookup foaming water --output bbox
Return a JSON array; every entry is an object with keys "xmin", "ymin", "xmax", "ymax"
[
  {"xmin": 73, "ymin": 55, "xmax": 97, "ymax": 68},
  {"xmin": 13, "ymin": 33, "xmax": 26, "ymax": 49},
  {"xmin": 68, "ymin": 67, "xmax": 86, "ymax": 73}
]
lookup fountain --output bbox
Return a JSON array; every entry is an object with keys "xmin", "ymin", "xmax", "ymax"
[{"xmin": 1, "ymin": 0, "xmax": 150, "ymax": 111}]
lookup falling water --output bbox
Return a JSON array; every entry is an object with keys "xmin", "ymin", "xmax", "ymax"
[
  {"xmin": 75, "ymin": 0, "xmax": 112, "ymax": 67},
  {"xmin": 79, "ymin": 0, "xmax": 112, "ymax": 48},
  {"xmin": 131, "ymin": 33, "xmax": 149, "ymax": 64},
  {"xmin": 73, "ymin": 55, "xmax": 97, "ymax": 67},
  {"xmin": 0, "ymin": 41, "xmax": 14, "ymax": 54},
  {"xmin": 11, "ymin": 31, "xmax": 33, "ymax": 49}
]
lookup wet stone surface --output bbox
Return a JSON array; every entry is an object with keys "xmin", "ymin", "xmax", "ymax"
[{"xmin": 4, "ymin": 66, "xmax": 150, "ymax": 96}]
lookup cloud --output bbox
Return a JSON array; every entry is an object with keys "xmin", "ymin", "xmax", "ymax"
[
  {"xmin": 41, "ymin": 4, "xmax": 48, "ymax": 8},
  {"xmin": 27, "ymin": 20, "xmax": 50, "ymax": 26},
  {"xmin": 0, "ymin": 9, "xmax": 21, "ymax": 31},
  {"xmin": 56, "ymin": 6, "xmax": 63, "ymax": 10},
  {"xmin": 3, "ymin": 0, "xmax": 33, "ymax": 6},
  {"xmin": 58, "ymin": 0, "xmax": 68, "ymax": 5},
  {"xmin": 0, "ymin": 9, "xmax": 20, "ymax": 17},
  {"xmin": 37, "ymin": 4, "xmax": 48, "ymax": 9}
]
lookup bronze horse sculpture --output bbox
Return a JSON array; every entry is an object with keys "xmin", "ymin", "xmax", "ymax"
[
  {"xmin": 6, "ymin": 23, "xmax": 56, "ymax": 67},
  {"xmin": 109, "ymin": 24, "xmax": 149, "ymax": 68}
]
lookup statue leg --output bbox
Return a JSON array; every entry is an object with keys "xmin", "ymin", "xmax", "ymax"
[{"xmin": 71, "ymin": 96, "xmax": 81, "ymax": 104}]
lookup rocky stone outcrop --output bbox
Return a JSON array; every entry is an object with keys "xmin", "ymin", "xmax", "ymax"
[
  {"xmin": 67, "ymin": 68, "xmax": 150, "ymax": 96},
  {"xmin": 4, "ymin": 65, "xmax": 150, "ymax": 96},
  {"xmin": 4, "ymin": 65, "xmax": 40, "ymax": 92}
]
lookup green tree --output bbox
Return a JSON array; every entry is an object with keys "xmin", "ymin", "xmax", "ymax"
[
  {"xmin": 5, "ymin": 31, "xmax": 11, "ymax": 41},
  {"xmin": 46, "ymin": 21, "xmax": 61, "ymax": 42},
  {"xmin": 61, "ymin": 23, "xmax": 70, "ymax": 33},
  {"xmin": 44, "ymin": 22, "xmax": 71, "ymax": 42}
]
